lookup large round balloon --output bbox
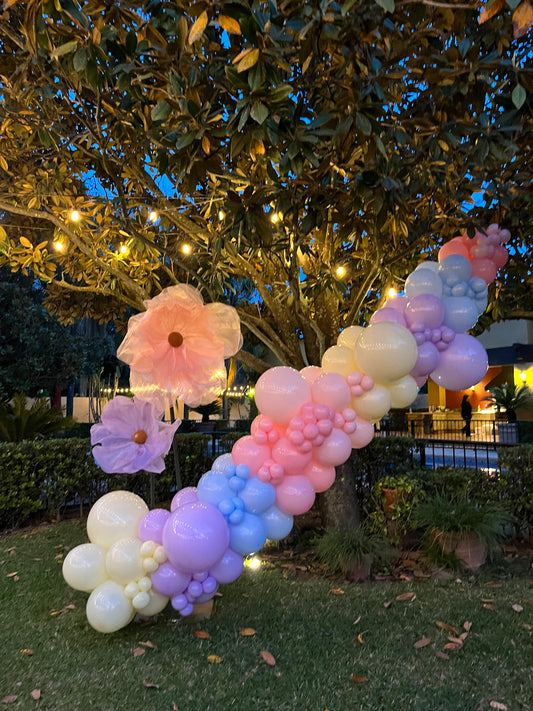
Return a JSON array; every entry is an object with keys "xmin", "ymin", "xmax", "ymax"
[
  {"xmin": 404, "ymin": 268, "xmax": 443, "ymax": 299},
  {"xmin": 254, "ymin": 367, "xmax": 311, "ymax": 424},
  {"xmin": 321, "ymin": 344, "xmax": 358, "ymax": 376},
  {"xmin": 350, "ymin": 384, "xmax": 392, "ymax": 422},
  {"xmin": 430, "ymin": 334, "xmax": 488, "ymax": 391},
  {"xmin": 387, "ymin": 375, "xmax": 419, "ymax": 409},
  {"xmin": 62, "ymin": 543, "xmax": 107, "ymax": 593},
  {"xmin": 405, "ymin": 294, "xmax": 445, "ymax": 330},
  {"xmin": 87, "ymin": 491, "xmax": 149, "ymax": 548},
  {"xmin": 354, "ymin": 322, "xmax": 418, "ymax": 383},
  {"xmin": 311, "ymin": 372, "xmax": 352, "ymax": 411},
  {"xmin": 105, "ymin": 537, "xmax": 144, "ymax": 585},
  {"xmin": 86, "ymin": 581, "xmax": 135, "ymax": 633},
  {"xmin": 442, "ymin": 296, "xmax": 479, "ymax": 333},
  {"xmin": 411, "ymin": 341, "xmax": 440, "ymax": 378},
  {"xmin": 337, "ymin": 326, "xmax": 364, "ymax": 349}
]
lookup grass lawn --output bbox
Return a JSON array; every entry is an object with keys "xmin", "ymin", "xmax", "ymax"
[{"xmin": 1, "ymin": 520, "xmax": 532, "ymax": 711}]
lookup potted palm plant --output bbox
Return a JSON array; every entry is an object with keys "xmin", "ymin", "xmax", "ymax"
[
  {"xmin": 414, "ymin": 493, "xmax": 510, "ymax": 571},
  {"xmin": 484, "ymin": 383, "xmax": 532, "ymax": 443},
  {"xmin": 314, "ymin": 525, "xmax": 391, "ymax": 582}
]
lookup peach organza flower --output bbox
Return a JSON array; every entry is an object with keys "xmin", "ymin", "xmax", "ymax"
[{"xmin": 117, "ymin": 285, "xmax": 242, "ymax": 407}]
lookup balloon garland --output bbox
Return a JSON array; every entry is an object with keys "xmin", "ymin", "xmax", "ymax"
[{"xmin": 63, "ymin": 226, "xmax": 510, "ymax": 632}]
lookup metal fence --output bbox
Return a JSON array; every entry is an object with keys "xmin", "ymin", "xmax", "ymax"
[{"xmin": 376, "ymin": 415, "xmax": 525, "ymax": 444}]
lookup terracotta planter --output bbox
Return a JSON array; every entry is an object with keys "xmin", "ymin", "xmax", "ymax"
[{"xmin": 435, "ymin": 530, "xmax": 486, "ymax": 571}]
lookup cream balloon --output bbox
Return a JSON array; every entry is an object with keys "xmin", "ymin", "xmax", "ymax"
[
  {"xmin": 62, "ymin": 543, "xmax": 107, "ymax": 593},
  {"xmin": 354, "ymin": 322, "xmax": 418, "ymax": 383},
  {"xmin": 321, "ymin": 345, "xmax": 357, "ymax": 377},
  {"xmin": 105, "ymin": 537, "xmax": 144, "ymax": 585},
  {"xmin": 351, "ymin": 385, "xmax": 392, "ymax": 422},
  {"xmin": 87, "ymin": 491, "xmax": 149, "ymax": 548},
  {"xmin": 387, "ymin": 375, "xmax": 419, "ymax": 409},
  {"xmin": 86, "ymin": 580, "xmax": 135, "ymax": 633},
  {"xmin": 337, "ymin": 326, "xmax": 364, "ymax": 350},
  {"xmin": 136, "ymin": 588, "xmax": 169, "ymax": 617}
]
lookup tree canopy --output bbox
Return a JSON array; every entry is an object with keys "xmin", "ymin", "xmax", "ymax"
[{"xmin": 0, "ymin": 0, "xmax": 531, "ymax": 371}]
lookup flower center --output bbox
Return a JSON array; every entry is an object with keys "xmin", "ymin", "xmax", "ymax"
[
  {"xmin": 168, "ymin": 331, "xmax": 184, "ymax": 348},
  {"xmin": 133, "ymin": 429, "xmax": 147, "ymax": 444}
]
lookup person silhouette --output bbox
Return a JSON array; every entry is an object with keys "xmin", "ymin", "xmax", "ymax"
[{"xmin": 461, "ymin": 394, "xmax": 472, "ymax": 437}]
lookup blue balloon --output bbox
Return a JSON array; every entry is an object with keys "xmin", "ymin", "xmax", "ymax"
[
  {"xmin": 240, "ymin": 477, "xmax": 276, "ymax": 514},
  {"xmin": 405, "ymin": 268, "xmax": 443, "ymax": 299},
  {"xmin": 229, "ymin": 512, "xmax": 267, "ymax": 555},
  {"xmin": 261, "ymin": 505, "xmax": 294, "ymax": 541},
  {"xmin": 438, "ymin": 254, "xmax": 472, "ymax": 283},
  {"xmin": 197, "ymin": 471, "xmax": 233, "ymax": 507},
  {"xmin": 211, "ymin": 453, "xmax": 235, "ymax": 476},
  {"xmin": 443, "ymin": 296, "xmax": 479, "ymax": 333}
]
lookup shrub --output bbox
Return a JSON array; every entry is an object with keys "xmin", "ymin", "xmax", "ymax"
[{"xmin": 497, "ymin": 445, "xmax": 533, "ymax": 534}]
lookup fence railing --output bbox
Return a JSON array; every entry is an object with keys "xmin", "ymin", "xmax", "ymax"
[{"xmin": 375, "ymin": 416, "xmax": 524, "ymax": 444}]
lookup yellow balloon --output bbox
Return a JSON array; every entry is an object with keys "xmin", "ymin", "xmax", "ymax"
[
  {"xmin": 337, "ymin": 326, "xmax": 364, "ymax": 350},
  {"xmin": 354, "ymin": 323, "xmax": 417, "ymax": 383},
  {"xmin": 87, "ymin": 491, "xmax": 149, "ymax": 548},
  {"xmin": 387, "ymin": 375, "xmax": 419, "ymax": 409},
  {"xmin": 322, "ymin": 345, "xmax": 358, "ymax": 377},
  {"xmin": 86, "ymin": 581, "xmax": 135, "ymax": 633},
  {"xmin": 351, "ymin": 385, "xmax": 392, "ymax": 422},
  {"xmin": 136, "ymin": 588, "xmax": 169, "ymax": 618},
  {"xmin": 105, "ymin": 537, "xmax": 144, "ymax": 585},
  {"xmin": 62, "ymin": 543, "xmax": 107, "ymax": 593}
]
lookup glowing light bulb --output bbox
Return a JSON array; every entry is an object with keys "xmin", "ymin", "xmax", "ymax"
[
  {"xmin": 181, "ymin": 243, "xmax": 192, "ymax": 255},
  {"xmin": 520, "ymin": 371, "xmax": 527, "ymax": 381},
  {"xmin": 387, "ymin": 287, "xmax": 397, "ymax": 299},
  {"xmin": 69, "ymin": 209, "xmax": 80, "ymax": 222},
  {"xmin": 218, "ymin": 210, "xmax": 226, "ymax": 221},
  {"xmin": 246, "ymin": 557, "xmax": 261, "ymax": 570},
  {"xmin": 120, "ymin": 244, "xmax": 129, "ymax": 255},
  {"xmin": 148, "ymin": 210, "xmax": 158, "ymax": 222},
  {"xmin": 54, "ymin": 241, "xmax": 63, "ymax": 251},
  {"xmin": 271, "ymin": 212, "xmax": 279, "ymax": 223},
  {"xmin": 336, "ymin": 266, "xmax": 346, "ymax": 278}
]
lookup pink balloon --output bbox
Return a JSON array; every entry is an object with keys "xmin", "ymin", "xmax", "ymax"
[
  {"xmin": 411, "ymin": 341, "xmax": 440, "ymax": 378},
  {"xmin": 254, "ymin": 367, "xmax": 311, "ymax": 425},
  {"xmin": 231, "ymin": 436, "xmax": 272, "ymax": 477},
  {"xmin": 303, "ymin": 461, "xmax": 336, "ymax": 492},
  {"xmin": 313, "ymin": 429, "xmax": 353, "ymax": 467},
  {"xmin": 470, "ymin": 258, "xmax": 497, "ymax": 284},
  {"xmin": 171, "ymin": 487, "xmax": 198, "ymax": 511},
  {"xmin": 311, "ymin": 372, "xmax": 352, "ymax": 411},
  {"xmin": 370, "ymin": 307, "xmax": 407, "ymax": 327},
  {"xmin": 439, "ymin": 237, "xmax": 470, "ymax": 261},
  {"xmin": 492, "ymin": 245, "xmax": 508, "ymax": 270},
  {"xmin": 384, "ymin": 296, "xmax": 408, "ymax": 313},
  {"xmin": 300, "ymin": 366, "xmax": 323, "ymax": 384},
  {"xmin": 275, "ymin": 475, "xmax": 316, "ymax": 515},
  {"xmin": 348, "ymin": 419, "xmax": 375, "ymax": 449},
  {"xmin": 405, "ymin": 294, "xmax": 444, "ymax": 330},
  {"xmin": 138, "ymin": 508, "xmax": 170, "ymax": 543},
  {"xmin": 272, "ymin": 437, "xmax": 312, "ymax": 476},
  {"xmin": 430, "ymin": 334, "xmax": 488, "ymax": 391}
]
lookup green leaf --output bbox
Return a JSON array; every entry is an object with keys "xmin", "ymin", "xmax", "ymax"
[
  {"xmin": 73, "ymin": 48, "xmax": 87, "ymax": 72},
  {"xmin": 51, "ymin": 40, "xmax": 78, "ymax": 59},
  {"xmin": 250, "ymin": 103, "xmax": 269, "ymax": 125},
  {"xmin": 511, "ymin": 83, "xmax": 527, "ymax": 110},
  {"xmin": 374, "ymin": 0, "xmax": 395, "ymax": 12},
  {"xmin": 356, "ymin": 113, "xmax": 372, "ymax": 136},
  {"xmin": 151, "ymin": 101, "xmax": 172, "ymax": 122}
]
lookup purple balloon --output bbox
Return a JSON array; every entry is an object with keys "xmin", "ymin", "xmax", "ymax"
[
  {"xmin": 162, "ymin": 501, "xmax": 230, "ymax": 573},
  {"xmin": 430, "ymin": 334, "xmax": 488, "ymax": 391},
  {"xmin": 414, "ymin": 376, "xmax": 427, "ymax": 388},
  {"xmin": 138, "ymin": 508, "xmax": 170, "ymax": 544},
  {"xmin": 171, "ymin": 487, "xmax": 198, "ymax": 512},
  {"xmin": 150, "ymin": 561, "xmax": 191, "ymax": 597},
  {"xmin": 411, "ymin": 341, "xmax": 440, "ymax": 378},
  {"xmin": 369, "ymin": 307, "xmax": 407, "ymax": 327},
  {"xmin": 405, "ymin": 294, "xmax": 445, "ymax": 330},
  {"xmin": 384, "ymin": 296, "xmax": 407, "ymax": 313},
  {"xmin": 208, "ymin": 548, "xmax": 244, "ymax": 584}
]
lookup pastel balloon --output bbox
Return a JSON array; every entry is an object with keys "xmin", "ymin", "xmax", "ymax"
[
  {"xmin": 262, "ymin": 505, "xmax": 294, "ymax": 540},
  {"xmin": 430, "ymin": 334, "xmax": 488, "ymax": 391},
  {"xmin": 311, "ymin": 372, "xmax": 352, "ymax": 411},
  {"xmin": 86, "ymin": 581, "xmax": 135, "ymax": 634},
  {"xmin": 87, "ymin": 491, "xmax": 149, "ymax": 548},
  {"xmin": 136, "ymin": 588, "xmax": 169, "ymax": 617},
  {"xmin": 443, "ymin": 296, "xmax": 479, "ymax": 333},
  {"xmin": 438, "ymin": 254, "xmax": 472, "ymax": 282},
  {"xmin": 197, "ymin": 471, "xmax": 233, "ymax": 507},
  {"xmin": 231, "ymin": 436, "xmax": 272, "ymax": 477},
  {"xmin": 405, "ymin": 294, "xmax": 444, "ymax": 330},
  {"xmin": 411, "ymin": 341, "xmax": 440, "ymax": 378},
  {"xmin": 150, "ymin": 562, "xmax": 191, "ymax": 597},
  {"xmin": 105, "ymin": 537, "xmax": 144, "ymax": 585},
  {"xmin": 470, "ymin": 258, "xmax": 497, "ymax": 284},
  {"xmin": 254, "ymin": 367, "xmax": 311, "ymax": 424},
  {"xmin": 210, "ymin": 453, "xmax": 235, "ymax": 475},
  {"xmin": 138, "ymin": 508, "xmax": 170, "ymax": 544},
  {"xmin": 384, "ymin": 296, "xmax": 408, "ymax": 314},
  {"xmin": 272, "ymin": 437, "xmax": 312, "ymax": 476},
  {"xmin": 303, "ymin": 461, "xmax": 336, "ymax": 492},
  {"xmin": 492, "ymin": 245, "xmax": 508, "ymax": 269},
  {"xmin": 354, "ymin": 323, "xmax": 418, "ymax": 383},
  {"xmin": 348, "ymin": 419, "xmax": 375, "ymax": 449},
  {"xmin": 404, "ymin": 268, "xmax": 443, "ymax": 299},
  {"xmin": 415, "ymin": 261, "xmax": 440, "ymax": 273},
  {"xmin": 313, "ymin": 430, "xmax": 352, "ymax": 467},
  {"xmin": 229, "ymin": 512, "xmax": 267, "ymax": 555},
  {"xmin": 209, "ymin": 548, "xmax": 244, "ymax": 584},
  {"xmin": 321, "ymin": 345, "xmax": 357, "ymax": 377},
  {"xmin": 370, "ymin": 307, "xmax": 407, "ymax": 327},
  {"xmin": 62, "ymin": 543, "xmax": 107, "ymax": 593},
  {"xmin": 239, "ymin": 477, "xmax": 276, "ymax": 514},
  {"xmin": 300, "ymin": 366, "xmax": 323, "ymax": 384},
  {"xmin": 163, "ymin": 501, "xmax": 230, "ymax": 573},
  {"xmin": 387, "ymin": 375, "xmax": 419, "ymax": 409},
  {"xmin": 351, "ymin": 384, "xmax": 392, "ymax": 422},
  {"xmin": 171, "ymin": 487, "xmax": 198, "ymax": 511},
  {"xmin": 275, "ymin": 475, "xmax": 316, "ymax": 515},
  {"xmin": 438, "ymin": 237, "xmax": 470, "ymax": 261},
  {"xmin": 337, "ymin": 326, "xmax": 364, "ymax": 349}
]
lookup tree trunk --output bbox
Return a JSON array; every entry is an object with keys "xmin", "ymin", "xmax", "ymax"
[
  {"xmin": 317, "ymin": 449, "xmax": 361, "ymax": 530},
  {"xmin": 51, "ymin": 385, "xmax": 62, "ymax": 410}
]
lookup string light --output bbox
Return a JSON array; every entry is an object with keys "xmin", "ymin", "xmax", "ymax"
[
  {"xmin": 336, "ymin": 265, "xmax": 346, "ymax": 278},
  {"xmin": 119, "ymin": 244, "xmax": 129, "ymax": 255},
  {"xmin": 181, "ymin": 243, "xmax": 192, "ymax": 255},
  {"xmin": 69, "ymin": 209, "xmax": 80, "ymax": 222},
  {"xmin": 387, "ymin": 287, "xmax": 397, "ymax": 298},
  {"xmin": 148, "ymin": 210, "xmax": 159, "ymax": 222},
  {"xmin": 54, "ymin": 241, "xmax": 64, "ymax": 251},
  {"xmin": 519, "ymin": 371, "xmax": 527, "ymax": 381},
  {"xmin": 218, "ymin": 210, "xmax": 226, "ymax": 221}
]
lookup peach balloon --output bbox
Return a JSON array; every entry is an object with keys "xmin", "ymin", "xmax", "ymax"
[{"xmin": 254, "ymin": 367, "xmax": 311, "ymax": 425}]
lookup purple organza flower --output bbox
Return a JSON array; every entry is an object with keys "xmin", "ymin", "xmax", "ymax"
[{"xmin": 91, "ymin": 396, "xmax": 180, "ymax": 474}]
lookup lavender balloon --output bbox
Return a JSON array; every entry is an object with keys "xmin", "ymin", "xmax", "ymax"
[
  {"xmin": 171, "ymin": 487, "xmax": 198, "ymax": 511},
  {"xmin": 430, "ymin": 334, "xmax": 488, "ymax": 391},
  {"xmin": 208, "ymin": 549, "xmax": 244, "ymax": 584},
  {"xmin": 138, "ymin": 508, "xmax": 170, "ymax": 544},
  {"xmin": 405, "ymin": 294, "xmax": 445, "ymax": 331},
  {"xmin": 411, "ymin": 341, "xmax": 440, "ymax": 378},
  {"xmin": 151, "ymin": 561, "xmax": 191, "ymax": 597},
  {"xmin": 369, "ymin": 307, "xmax": 407, "ymax": 327}
]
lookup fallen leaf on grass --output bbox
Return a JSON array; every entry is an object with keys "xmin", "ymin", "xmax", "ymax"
[
  {"xmin": 172, "ymin": 703, "xmax": 178, "ymax": 711},
  {"xmin": 353, "ymin": 616, "xmax": 361, "ymax": 625},
  {"xmin": 331, "ymin": 588, "xmax": 344, "ymax": 595},
  {"xmin": 435, "ymin": 651, "xmax": 450, "ymax": 660},
  {"xmin": 485, "ymin": 582, "xmax": 503, "ymax": 588},
  {"xmin": 193, "ymin": 630, "xmax": 210, "ymax": 639},
  {"xmin": 133, "ymin": 647, "xmax": 145, "ymax": 658},
  {"xmin": 6, "ymin": 572, "xmax": 18, "ymax": 578},
  {"xmin": 260, "ymin": 650, "xmax": 276, "ymax": 666},
  {"xmin": 396, "ymin": 592, "xmax": 416, "ymax": 601},
  {"xmin": 30, "ymin": 690, "xmax": 40, "ymax": 700},
  {"xmin": 142, "ymin": 680, "xmax": 159, "ymax": 689},
  {"xmin": 1, "ymin": 696, "xmax": 18, "ymax": 704},
  {"xmin": 463, "ymin": 621, "xmax": 472, "ymax": 632},
  {"xmin": 414, "ymin": 637, "xmax": 431, "ymax": 648},
  {"xmin": 447, "ymin": 636, "xmax": 464, "ymax": 648},
  {"xmin": 6, "ymin": 547, "xmax": 15, "ymax": 554},
  {"xmin": 512, "ymin": 604, "xmax": 523, "ymax": 613},
  {"xmin": 435, "ymin": 621, "xmax": 459, "ymax": 636},
  {"xmin": 481, "ymin": 598, "xmax": 495, "ymax": 603},
  {"xmin": 50, "ymin": 604, "xmax": 76, "ymax": 617},
  {"xmin": 21, "ymin": 649, "xmax": 33, "ymax": 656},
  {"xmin": 524, "ymin": 624, "xmax": 532, "ymax": 630},
  {"xmin": 350, "ymin": 676, "xmax": 368, "ymax": 683},
  {"xmin": 483, "ymin": 604, "xmax": 496, "ymax": 611},
  {"xmin": 443, "ymin": 641, "xmax": 462, "ymax": 651},
  {"xmin": 357, "ymin": 633, "xmax": 364, "ymax": 645},
  {"xmin": 489, "ymin": 702, "xmax": 507, "ymax": 710},
  {"xmin": 239, "ymin": 628, "xmax": 256, "ymax": 637},
  {"xmin": 383, "ymin": 601, "xmax": 392, "ymax": 609},
  {"xmin": 207, "ymin": 655, "xmax": 222, "ymax": 664},
  {"xmin": 139, "ymin": 640, "xmax": 154, "ymax": 648}
]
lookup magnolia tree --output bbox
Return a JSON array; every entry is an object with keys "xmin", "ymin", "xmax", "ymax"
[{"xmin": 0, "ymin": 0, "xmax": 531, "ymax": 373}]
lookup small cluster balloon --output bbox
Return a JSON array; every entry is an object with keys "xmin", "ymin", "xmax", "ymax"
[{"xmin": 64, "ymin": 229, "xmax": 510, "ymax": 632}]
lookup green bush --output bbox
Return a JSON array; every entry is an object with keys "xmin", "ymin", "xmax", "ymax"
[{"xmin": 497, "ymin": 445, "xmax": 533, "ymax": 534}]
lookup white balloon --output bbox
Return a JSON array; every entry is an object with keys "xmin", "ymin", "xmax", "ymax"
[
  {"xmin": 337, "ymin": 326, "xmax": 364, "ymax": 350},
  {"xmin": 87, "ymin": 491, "xmax": 149, "ymax": 549},
  {"xmin": 105, "ymin": 537, "xmax": 144, "ymax": 585},
  {"xmin": 86, "ymin": 581, "xmax": 135, "ymax": 633},
  {"xmin": 62, "ymin": 543, "xmax": 108, "ymax": 593},
  {"xmin": 351, "ymin": 385, "xmax": 392, "ymax": 422},
  {"xmin": 354, "ymin": 323, "xmax": 418, "ymax": 383},
  {"xmin": 405, "ymin": 268, "xmax": 443, "ymax": 299},
  {"xmin": 321, "ymin": 345, "xmax": 358, "ymax": 377},
  {"xmin": 387, "ymin": 375, "xmax": 419, "ymax": 409}
]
